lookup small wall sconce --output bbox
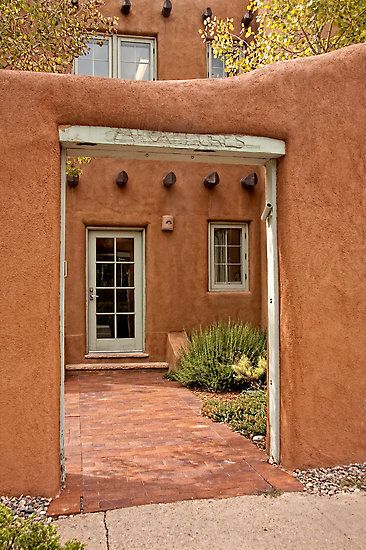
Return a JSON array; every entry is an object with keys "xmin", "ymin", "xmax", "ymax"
[
  {"xmin": 67, "ymin": 174, "xmax": 79, "ymax": 188},
  {"xmin": 202, "ymin": 7, "xmax": 213, "ymax": 21},
  {"xmin": 163, "ymin": 171, "xmax": 176, "ymax": 187},
  {"xmin": 204, "ymin": 172, "xmax": 220, "ymax": 189},
  {"xmin": 121, "ymin": 0, "xmax": 131, "ymax": 15},
  {"xmin": 242, "ymin": 10, "xmax": 254, "ymax": 29},
  {"xmin": 241, "ymin": 172, "xmax": 258, "ymax": 189},
  {"xmin": 162, "ymin": 0, "xmax": 172, "ymax": 17},
  {"xmin": 116, "ymin": 170, "xmax": 129, "ymax": 187},
  {"xmin": 162, "ymin": 215, "xmax": 174, "ymax": 231}
]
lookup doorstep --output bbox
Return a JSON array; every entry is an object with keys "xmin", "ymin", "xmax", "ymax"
[{"xmin": 66, "ymin": 362, "xmax": 168, "ymax": 371}]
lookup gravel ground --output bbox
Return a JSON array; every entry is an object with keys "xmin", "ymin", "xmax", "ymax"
[
  {"xmin": 1, "ymin": 495, "xmax": 52, "ymax": 521},
  {"xmin": 294, "ymin": 462, "xmax": 366, "ymax": 495}
]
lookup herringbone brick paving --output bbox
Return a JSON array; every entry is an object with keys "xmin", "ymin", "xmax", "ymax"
[{"xmin": 48, "ymin": 370, "xmax": 302, "ymax": 515}]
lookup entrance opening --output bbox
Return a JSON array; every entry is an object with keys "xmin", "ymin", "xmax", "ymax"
[{"xmin": 56, "ymin": 127, "xmax": 285, "ymax": 512}]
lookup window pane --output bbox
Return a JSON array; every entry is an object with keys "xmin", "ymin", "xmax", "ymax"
[
  {"xmin": 228, "ymin": 265, "xmax": 242, "ymax": 283},
  {"xmin": 227, "ymin": 246, "xmax": 241, "ymax": 264},
  {"xmin": 76, "ymin": 39, "xmax": 110, "ymax": 77},
  {"xmin": 116, "ymin": 289, "xmax": 135, "ymax": 313},
  {"xmin": 214, "ymin": 246, "xmax": 226, "ymax": 265},
  {"xmin": 117, "ymin": 314, "xmax": 135, "ymax": 338},
  {"xmin": 116, "ymin": 238, "xmax": 134, "ymax": 262},
  {"xmin": 120, "ymin": 41, "xmax": 151, "ymax": 80},
  {"xmin": 96, "ymin": 264, "xmax": 114, "ymax": 287},
  {"xmin": 96, "ymin": 289, "xmax": 114, "ymax": 313},
  {"xmin": 96, "ymin": 238, "xmax": 114, "ymax": 261},
  {"xmin": 215, "ymin": 264, "xmax": 226, "ymax": 284},
  {"xmin": 214, "ymin": 229, "xmax": 226, "ymax": 246},
  {"xmin": 227, "ymin": 228, "xmax": 241, "ymax": 245},
  {"xmin": 212, "ymin": 56, "xmax": 225, "ymax": 78},
  {"xmin": 116, "ymin": 264, "xmax": 134, "ymax": 287},
  {"xmin": 97, "ymin": 315, "xmax": 114, "ymax": 339}
]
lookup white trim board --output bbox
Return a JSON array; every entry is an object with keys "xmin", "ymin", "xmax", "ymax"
[{"xmin": 59, "ymin": 127, "xmax": 285, "ymax": 165}]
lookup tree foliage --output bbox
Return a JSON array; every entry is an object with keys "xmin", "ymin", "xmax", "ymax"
[
  {"xmin": 200, "ymin": 0, "xmax": 366, "ymax": 76},
  {"xmin": 0, "ymin": 0, "xmax": 118, "ymax": 72}
]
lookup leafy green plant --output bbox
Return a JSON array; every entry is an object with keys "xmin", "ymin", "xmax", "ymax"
[
  {"xmin": 0, "ymin": 504, "xmax": 84, "ymax": 550},
  {"xmin": 170, "ymin": 321, "xmax": 267, "ymax": 391},
  {"xmin": 201, "ymin": 390, "xmax": 267, "ymax": 438}
]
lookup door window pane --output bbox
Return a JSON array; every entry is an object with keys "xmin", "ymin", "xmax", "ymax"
[
  {"xmin": 117, "ymin": 289, "xmax": 134, "ymax": 313},
  {"xmin": 117, "ymin": 314, "xmax": 135, "ymax": 338},
  {"xmin": 96, "ymin": 238, "xmax": 114, "ymax": 261},
  {"xmin": 96, "ymin": 289, "xmax": 114, "ymax": 313},
  {"xmin": 120, "ymin": 40, "xmax": 151, "ymax": 80},
  {"xmin": 96, "ymin": 263, "xmax": 114, "ymax": 287},
  {"xmin": 76, "ymin": 38, "xmax": 110, "ymax": 77},
  {"xmin": 116, "ymin": 264, "xmax": 134, "ymax": 287},
  {"xmin": 228, "ymin": 265, "xmax": 242, "ymax": 283},
  {"xmin": 227, "ymin": 228, "xmax": 241, "ymax": 245},
  {"xmin": 97, "ymin": 315, "xmax": 114, "ymax": 339},
  {"xmin": 116, "ymin": 238, "xmax": 134, "ymax": 261},
  {"xmin": 227, "ymin": 246, "xmax": 241, "ymax": 264}
]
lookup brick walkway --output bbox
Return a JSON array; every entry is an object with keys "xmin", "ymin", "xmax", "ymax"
[{"xmin": 48, "ymin": 370, "xmax": 302, "ymax": 516}]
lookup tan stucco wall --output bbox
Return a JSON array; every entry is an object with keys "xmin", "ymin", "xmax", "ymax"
[
  {"xmin": 65, "ymin": 160, "xmax": 265, "ymax": 364},
  {"xmin": 100, "ymin": 0, "xmax": 245, "ymax": 80},
  {"xmin": 0, "ymin": 44, "xmax": 365, "ymax": 494}
]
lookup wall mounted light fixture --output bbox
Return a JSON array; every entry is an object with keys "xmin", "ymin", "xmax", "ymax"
[
  {"xmin": 241, "ymin": 172, "xmax": 258, "ymax": 189},
  {"xmin": 242, "ymin": 10, "xmax": 254, "ymax": 29},
  {"xmin": 204, "ymin": 172, "xmax": 220, "ymax": 188},
  {"xmin": 163, "ymin": 171, "xmax": 176, "ymax": 187},
  {"xmin": 162, "ymin": 0, "xmax": 172, "ymax": 17},
  {"xmin": 121, "ymin": 0, "xmax": 131, "ymax": 15},
  {"xmin": 202, "ymin": 7, "xmax": 213, "ymax": 21},
  {"xmin": 116, "ymin": 170, "xmax": 129, "ymax": 187}
]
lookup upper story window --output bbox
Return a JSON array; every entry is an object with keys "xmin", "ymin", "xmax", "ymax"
[
  {"xmin": 209, "ymin": 223, "xmax": 248, "ymax": 291},
  {"xmin": 207, "ymin": 43, "xmax": 227, "ymax": 79},
  {"xmin": 74, "ymin": 35, "xmax": 156, "ymax": 80}
]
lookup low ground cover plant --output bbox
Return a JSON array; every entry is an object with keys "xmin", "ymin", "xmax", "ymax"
[
  {"xmin": 0, "ymin": 504, "xmax": 84, "ymax": 550},
  {"xmin": 201, "ymin": 389, "xmax": 267, "ymax": 438},
  {"xmin": 168, "ymin": 321, "xmax": 267, "ymax": 392}
]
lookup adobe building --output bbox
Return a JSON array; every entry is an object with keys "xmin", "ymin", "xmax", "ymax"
[
  {"xmin": 0, "ymin": 1, "xmax": 365, "ymax": 498},
  {"xmin": 65, "ymin": 0, "xmax": 267, "ymax": 368}
]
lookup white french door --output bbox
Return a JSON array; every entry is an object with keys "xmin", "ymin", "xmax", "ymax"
[{"xmin": 87, "ymin": 229, "xmax": 144, "ymax": 353}]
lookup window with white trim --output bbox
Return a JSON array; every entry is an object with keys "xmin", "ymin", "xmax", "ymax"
[
  {"xmin": 209, "ymin": 223, "xmax": 248, "ymax": 291},
  {"xmin": 74, "ymin": 35, "xmax": 156, "ymax": 80},
  {"xmin": 207, "ymin": 43, "xmax": 227, "ymax": 79}
]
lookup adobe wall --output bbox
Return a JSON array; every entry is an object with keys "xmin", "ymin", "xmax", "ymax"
[
  {"xmin": 0, "ymin": 44, "xmax": 365, "ymax": 494},
  {"xmin": 65, "ymin": 160, "xmax": 265, "ymax": 364},
  {"xmin": 101, "ymin": 0, "xmax": 246, "ymax": 80}
]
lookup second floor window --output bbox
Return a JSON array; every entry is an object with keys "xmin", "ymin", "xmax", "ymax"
[
  {"xmin": 74, "ymin": 36, "xmax": 156, "ymax": 80},
  {"xmin": 207, "ymin": 43, "xmax": 227, "ymax": 79}
]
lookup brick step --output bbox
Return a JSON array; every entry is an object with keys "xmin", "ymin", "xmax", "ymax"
[{"xmin": 66, "ymin": 362, "xmax": 168, "ymax": 371}]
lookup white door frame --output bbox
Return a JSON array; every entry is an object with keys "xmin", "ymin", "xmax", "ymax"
[
  {"xmin": 59, "ymin": 127, "xmax": 285, "ymax": 474},
  {"xmin": 86, "ymin": 228, "xmax": 145, "ymax": 353}
]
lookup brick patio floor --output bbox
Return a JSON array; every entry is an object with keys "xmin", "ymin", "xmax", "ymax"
[{"xmin": 48, "ymin": 370, "xmax": 302, "ymax": 516}]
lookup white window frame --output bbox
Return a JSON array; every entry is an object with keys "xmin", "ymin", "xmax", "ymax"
[
  {"xmin": 207, "ymin": 43, "xmax": 228, "ymax": 79},
  {"xmin": 209, "ymin": 222, "xmax": 248, "ymax": 292},
  {"xmin": 74, "ymin": 35, "xmax": 156, "ymax": 81},
  {"xmin": 74, "ymin": 35, "xmax": 113, "ymax": 78}
]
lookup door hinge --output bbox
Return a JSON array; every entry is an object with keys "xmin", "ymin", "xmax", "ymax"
[{"xmin": 63, "ymin": 260, "xmax": 68, "ymax": 278}]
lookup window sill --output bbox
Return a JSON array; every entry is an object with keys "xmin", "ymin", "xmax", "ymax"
[{"xmin": 85, "ymin": 352, "xmax": 149, "ymax": 359}]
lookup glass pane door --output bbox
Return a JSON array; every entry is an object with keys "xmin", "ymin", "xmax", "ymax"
[{"xmin": 88, "ymin": 230, "xmax": 144, "ymax": 353}]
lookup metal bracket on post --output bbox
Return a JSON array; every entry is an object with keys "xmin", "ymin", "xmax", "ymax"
[{"xmin": 261, "ymin": 202, "xmax": 273, "ymax": 221}]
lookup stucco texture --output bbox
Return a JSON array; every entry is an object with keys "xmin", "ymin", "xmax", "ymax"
[
  {"xmin": 0, "ymin": 44, "xmax": 365, "ymax": 495},
  {"xmin": 65, "ymin": 160, "xmax": 265, "ymax": 364}
]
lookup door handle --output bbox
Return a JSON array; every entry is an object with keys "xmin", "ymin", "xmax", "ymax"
[{"xmin": 89, "ymin": 288, "xmax": 99, "ymax": 301}]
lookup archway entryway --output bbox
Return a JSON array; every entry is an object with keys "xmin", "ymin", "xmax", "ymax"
[{"xmin": 48, "ymin": 127, "xmax": 297, "ymax": 514}]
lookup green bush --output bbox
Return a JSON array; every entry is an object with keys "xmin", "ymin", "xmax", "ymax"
[
  {"xmin": 169, "ymin": 321, "xmax": 267, "ymax": 391},
  {"xmin": 201, "ymin": 390, "xmax": 267, "ymax": 437},
  {"xmin": 0, "ymin": 504, "xmax": 84, "ymax": 550}
]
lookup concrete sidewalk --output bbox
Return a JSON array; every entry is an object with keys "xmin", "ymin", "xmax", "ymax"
[{"xmin": 55, "ymin": 492, "xmax": 365, "ymax": 549}]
